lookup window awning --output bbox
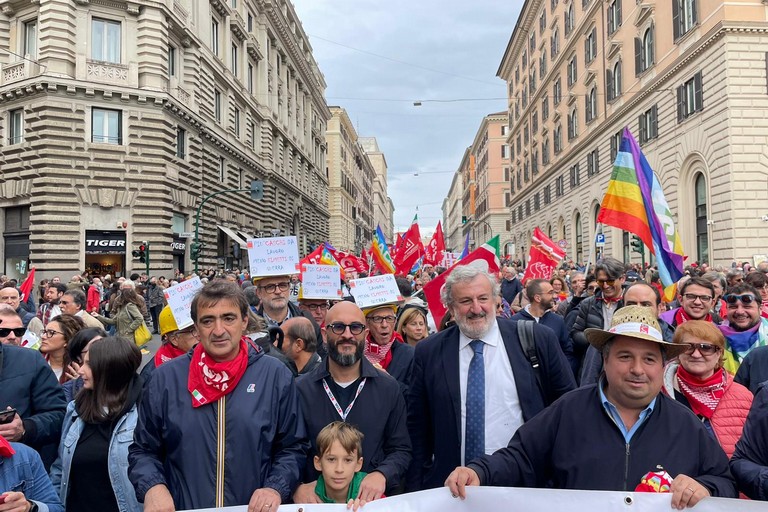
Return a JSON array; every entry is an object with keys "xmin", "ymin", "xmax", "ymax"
[
  {"xmin": 237, "ymin": 230, "xmax": 255, "ymax": 245},
  {"xmin": 217, "ymin": 225, "xmax": 248, "ymax": 250}
]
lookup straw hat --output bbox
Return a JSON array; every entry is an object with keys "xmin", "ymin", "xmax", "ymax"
[{"xmin": 585, "ymin": 305, "xmax": 687, "ymax": 359}]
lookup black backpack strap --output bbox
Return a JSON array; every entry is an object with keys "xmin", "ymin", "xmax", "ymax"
[{"xmin": 517, "ymin": 319, "xmax": 545, "ymax": 397}]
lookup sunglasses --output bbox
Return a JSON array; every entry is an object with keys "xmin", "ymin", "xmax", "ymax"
[
  {"xmin": 0, "ymin": 327, "xmax": 25, "ymax": 337},
  {"xmin": 724, "ymin": 294, "xmax": 759, "ymax": 305},
  {"xmin": 327, "ymin": 322, "xmax": 366, "ymax": 335},
  {"xmin": 684, "ymin": 343, "xmax": 721, "ymax": 356},
  {"xmin": 596, "ymin": 279, "xmax": 617, "ymax": 286}
]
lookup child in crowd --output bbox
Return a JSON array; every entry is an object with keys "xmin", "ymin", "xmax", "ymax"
[{"xmin": 313, "ymin": 421, "xmax": 369, "ymax": 507}]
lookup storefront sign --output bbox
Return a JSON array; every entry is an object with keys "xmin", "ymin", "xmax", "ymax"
[
  {"xmin": 171, "ymin": 238, "xmax": 186, "ymax": 254},
  {"xmin": 85, "ymin": 231, "xmax": 126, "ymax": 254}
]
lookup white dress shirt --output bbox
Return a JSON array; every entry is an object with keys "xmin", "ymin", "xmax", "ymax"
[{"xmin": 459, "ymin": 318, "xmax": 523, "ymax": 464}]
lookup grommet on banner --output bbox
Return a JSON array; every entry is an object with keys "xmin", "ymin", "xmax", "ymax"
[{"xmin": 624, "ymin": 495, "xmax": 634, "ymax": 506}]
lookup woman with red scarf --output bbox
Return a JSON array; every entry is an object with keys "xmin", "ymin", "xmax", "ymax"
[{"xmin": 662, "ymin": 320, "xmax": 753, "ymax": 458}]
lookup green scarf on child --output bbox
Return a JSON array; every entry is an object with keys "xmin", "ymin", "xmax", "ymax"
[{"xmin": 314, "ymin": 472, "xmax": 367, "ymax": 503}]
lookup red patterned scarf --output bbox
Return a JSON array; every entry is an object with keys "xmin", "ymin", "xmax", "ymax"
[
  {"xmin": 154, "ymin": 343, "xmax": 187, "ymax": 368},
  {"xmin": 187, "ymin": 338, "xmax": 249, "ymax": 408},
  {"xmin": 676, "ymin": 366, "xmax": 727, "ymax": 419},
  {"xmin": 365, "ymin": 331, "xmax": 404, "ymax": 370},
  {"xmin": 674, "ymin": 308, "xmax": 713, "ymax": 326}
]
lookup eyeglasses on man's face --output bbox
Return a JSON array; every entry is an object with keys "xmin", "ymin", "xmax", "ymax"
[
  {"xmin": 367, "ymin": 315, "xmax": 396, "ymax": 325},
  {"xmin": 327, "ymin": 322, "xmax": 366, "ymax": 335},
  {"xmin": 0, "ymin": 327, "xmax": 25, "ymax": 337},
  {"xmin": 724, "ymin": 294, "xmax": 759, "ymax": 306},
  {"xmin": 682, "ymin": 293, "xmax": 713, "ymax": 303},
  {"xmin": 258, "ymin": 282, "xmax": 290, "ymax": 293}
]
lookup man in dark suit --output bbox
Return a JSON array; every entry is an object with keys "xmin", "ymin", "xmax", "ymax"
[{"xmin": 407, "ymin": 263, "xmax": 576, "ymax": 491}]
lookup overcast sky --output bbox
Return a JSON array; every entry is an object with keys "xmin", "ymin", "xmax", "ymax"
[{"xmin": 291, "ymin": 0, "xmax": 522, "ymax": 239}]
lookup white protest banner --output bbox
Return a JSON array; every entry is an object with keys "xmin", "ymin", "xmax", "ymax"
[
  {"xmin": 441, "ymin": 251, "xmax": 460, "ymax": 268},
  {"xmin": 247, "ymin": 236, "xmax": 300, "ymax": 277},
  {"xmin": 301, "ymin": 264, "xmax": 342, "ymax": 299},
  {"xmin": 349, "ymin": 274, "xmax": 402, "ymax": 309},
  {"xmin": 188, "ymin": 486, "xmax": 751, "ymax": 512},
  {"xmin": 163, "ymin": 276, "xmax": 204, "ymax": 329},
  {"xmin": 20, "ymin": 330, "xmax": 40, "ymax": 350}
]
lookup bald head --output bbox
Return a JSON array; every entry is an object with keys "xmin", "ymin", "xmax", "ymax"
[
  {"xmin": 282, "ymin": 316, "xmax": 317, "ymax": 353},
  {"xmin": 325, "ymin": 300, "xmax": 366, "ymax": 326}
]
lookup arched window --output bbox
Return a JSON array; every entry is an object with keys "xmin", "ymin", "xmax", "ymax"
[
  {"xmin": 695, "ymin": 173, "xmax": 709, "ymax": 263},
  {"xmin": 575, "ymin": 213, "xmax": 583, "ymax": 263},
  {"xmin": 643, "ymin": 26, "xmax": 654, "ymax": 70},
  {"xmin": 613, "ymin": 60, "xmax": 622, "ymax": 97}
]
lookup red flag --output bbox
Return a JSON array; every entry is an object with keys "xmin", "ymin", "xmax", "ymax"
[
  {"xmin": 521, "ymin": 227, "xmax": 566, "ymax": 283},
  {"xmin": 360, "ymin": 247, "xmax": 370, "ymax": 273},
  {"xmin": 423, "ymin": 238, "xmax": 500, "ymax": 329},
  {"xmin": 299, "ymin": 245, "xmax": 324, "ymax": 269},
  {"xmin": 393, "ymin": 222, "xmax": 424, "ymax": 275},
  {"xmin": 18, "ymin": 267, "xmax": 35, "ymax": 302},
  {"xmin": 423, "ymin": 222, "xmax": 445, "ymax": 266}
]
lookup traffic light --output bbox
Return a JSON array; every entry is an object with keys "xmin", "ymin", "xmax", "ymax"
[
  {"xmin": 190, "ymin": 241, "xmax": 202, "ymax": 261},
  {"xmin": 132, "ymin": 242, "xmax": 148, "ymax": 263},
  {"xmin": 461, "ymin": 215, "xmax": 467, "ymax": 224},
  {"xmin": 630, "ymin": 235, "xmax": 644, "ymax": 254}
]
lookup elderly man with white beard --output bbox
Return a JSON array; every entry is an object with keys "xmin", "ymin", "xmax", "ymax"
[{"xmin": 406, "ymin": 263, "xmax": 576, "ymax": 491}]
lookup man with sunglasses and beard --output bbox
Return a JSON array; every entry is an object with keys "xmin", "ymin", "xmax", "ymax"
[
  {"xmin": 718, "ymin": 283, "xmax": 768, "ymax": 393},
  {"xmin": 293, "ymin": 301, "xmax": 411, "ymax": 505},
  {"xmin": 0, "ymin": 307, "xmax": 26, "ymax": 346}
]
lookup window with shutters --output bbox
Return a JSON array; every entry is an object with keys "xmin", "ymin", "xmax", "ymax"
[
  {"xmin": 586, "ymin": 87, "xmax": 598, "ymax": 123},
  {"xmin": 522, "ymin": 86, "xmax": 528, "ymax": 108},
  {"xmin": 674, "ymin": 0, "xmax": 697, "ymax": 40},
  {"xmin": 554, "ymin": 125, "xmax": 563, "ymax": 154},
  {"xmin": 522, "ymin": 50, "xmax": 528, "ymax": 67},
  {"xmin": 502, "ymin": 145, "xmax": 510, "ymax": 159},
  {"xmin": 516, "ymin": 135, "xmax": 522, "ymax": 154},
  {"xmin": 567, "ymin": 108, "xmax": 578, "ymax": 140},
  {"xmin": 554, "ymin": 77, "xmax": 562, "ymax": 105},
  {"xmin": 570, "ymin": 164, "xmax": 580, "ymax": 189},
  {"xmin": 635, "ymin": 26, "xmax": 655, "ymax": 75},
  {"xmin": 556, "ymin": 175, "xmax": 565, "ymax": 196},
  {"xmin": 515, "ymin": 66, "xmax": 520, "ymax": 83},
  {"xmin": 551, "ymin": 28, "xmax": 560, "ymax": 58},
  {"xmin": 565, "ymin": 4, "xmax": 575, "ymax": 36},
  {"xmin": 567, "ymin": 54, "xmax": 577, "ymax": 87},
  {"xmin": 530, "ymin": 67, "xmax": 537, "ymax": 93},
  {"xmin": 585, "ymin": 28, "xmax": 597, "ymax": 63},
  {"xmin": 542, "ymin": 137, "xmax": 550, "ymax": 165},
  {"xmin": 511, "ymin": 141, "xmax": 516, "ymax": 160},
  {"xmin": 534, "ymin": 193, "xmax": 541, "ymax": 211},
  {"xmin": 542, "ymin": 97, "xmax": 550, "ymax": 121},
  {"xmin": 587, "ymin": 148, "xmax": 599, "ymax": 176},
  {"xmin": 517, "ymin": 170, "xmax": 523, "ymax": 190},
  {"xmin": 8, "ymin": 109, "xmax": 23, "ymax": 145},
  {"xmin": 606, "ymin": 60, "xmax": 622, "ymax": 101},
  {"xmin": 607, "ymin": 0, "xmax": 622, "ymax": 35},
  {"xmin": 533, "ymin": 150, "xmax": 540, "ymax": 175},
  {"xmin": 524, "ymin": 161, "xmax": 530, "ymax": 182},
  {"xmin": 677, "ymin": 72, "xmax": 703, "ymax": 121},
  {"xmin": 638, "ymin": 105, "xmax": 658, "ymax": 144},
  {"xmin": 582, "ymin": 0, "xmax": 591, "ymax": 9},
  {"xmin": 544, "ymin": 184, "xmax": 552, "ymax": 204},
  {"xmin": 540, "ymin": 52, "xmax": 548, "ymax": 77},
  {"xmin": 530, "ymin": 32, "xmax": 537, "ymax": 52},
  {"xmin": 532, "ymin": 110, "xmax": 539, "ymax": 133},
  {"xmin": 609, "ymin": 130, "xmax": 622, "ymax": 161},
  {"xmin": 526, "ymin": 200, "xmax": 531, "ymax": 216},
  {"xmin": 524, "ymin": 123, "xmax": 530, "ymax": 144},
  {"xmin": 551, "ymin": 0, "xmax": 559, "ymax": 12},
  {"xmin": 505, "ymin": 167, "xmax": 511, "ymax": 182},
  {"xmin": 540, "ymin": 10, "xmax": 547, "ymax": 34},
  {"xmin": 519, "ymin": 204, "xmax": 524, "ymax": 220}
]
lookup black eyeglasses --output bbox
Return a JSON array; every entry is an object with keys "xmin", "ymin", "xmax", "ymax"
[
  {"xmin": 368, "ymin": 315, "xmax": 396, "ymax": 325},
  {"xmin": 0, "ymin": 327, "xmax": 25, "ymax": 337},
  {"xmin": 682, "ymin": 293, "xmax": 713, "ymax": 303},
  {"xmin": 327, "ymin": 322, "xmax": 366, "ymax": 335},
  {"xmin": 684, "ymin": 343, "xmax": 721, "ymax": 356},
  {"xmin": 724, "ymin": 294, "xmax": 759, "ymax": 305},
  {"xmin": 258, "ymin": 282, "xmax": 290, "ymax": 293},
  {"xmin": 304, "ymin": 303, "xmax": 329, "ymax": 311},
  {"xmin": 41, "ymin": 329, "xmax": 63, "ymax": 338}
]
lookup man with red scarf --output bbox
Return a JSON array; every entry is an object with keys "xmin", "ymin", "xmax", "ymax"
[
  {"xmin": 129, "ymin": 280, "xmax": 308, "ymax": 512},
  {"xmin": 660, "ymin": 277, "xmax": 721, "ymax": 328},
  {"xmin": 363, "ymin": 304, "xmax": 414, "ymax": 396}
]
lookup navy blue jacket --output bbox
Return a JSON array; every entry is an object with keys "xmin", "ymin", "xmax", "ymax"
[
  {"xmin": 731, "ymin": 384, "xmax": 768, "ymax": 499},
  {"xmin": 469, "ymin": 385, "xmax": 737, "ymax": 497},
  {"xmin": 406, "ymin": 318, "xmax": 576, "ymax": 491},
  {"xmin": 384, "ymin": 339, "xmax": 414, "ymax": 397},
  {"xmin": 511, "ymin": 308, "xmax": 576, "ymax": 375},
  {"xmin": 501, "ymin": 278, "xmax": 522, "ymax": 305},
  {"xmin": 0, "ymin": 343, "xmax": 66, "ymax": 468},
  {"xmin": 734, "ymin": 345, "xmax": 768, "ymax": 395},
  {"xmin": 128, "ymin": 343, "xmax": 308, "ymax": 509},
  {"xmin": 296, "ymin": 357, "xmax": 411, "ymax": 493}
]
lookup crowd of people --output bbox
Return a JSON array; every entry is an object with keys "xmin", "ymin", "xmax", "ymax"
[{"xmin": 1, "ymin": 256, "xmax": 768, "ymax": 511}]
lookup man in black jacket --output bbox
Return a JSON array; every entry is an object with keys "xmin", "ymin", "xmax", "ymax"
[
  {"xmin": 293, "ymin": 301, "xmax": 411, "ymax": 505},
  {"xmin": 447, "ymin": 306, "xmax": 738, "ymax": 508}
]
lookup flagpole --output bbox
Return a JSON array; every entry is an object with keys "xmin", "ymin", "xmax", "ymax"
[{"xmin": 583, "ymin": 223, "xmax": 600, "ymax": 277}]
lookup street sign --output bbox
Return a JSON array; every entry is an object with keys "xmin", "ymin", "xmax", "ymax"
[
  {"xmin": 179, "ymin": 232, "xmax": 194, "ymax": 238},
  {"xmin": 557, "ymin": 239, "xmax": 568, "ymax": 249},
  {"xmin": 595, "ymin": 233, "xmax": 606, "ymax": 247}
]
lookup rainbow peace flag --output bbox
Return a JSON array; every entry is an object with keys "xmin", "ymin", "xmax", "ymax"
[
  {"xmin": 371, "ymin": 224, "xmax": 396, "ymax": 274},
  {"xmin": 598, "ymin": 127, "xmax": 685, "ymax": 301}
]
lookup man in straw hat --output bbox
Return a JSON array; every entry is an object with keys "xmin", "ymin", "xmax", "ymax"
[{"xmin": 446, "ymin": 305, "xmax": 738, "ymax": 508}]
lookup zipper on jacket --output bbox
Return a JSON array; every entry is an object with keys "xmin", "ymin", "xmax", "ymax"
[{"xmin": 623, "ymin": 443, "xmax": 630, "ymax": 491}]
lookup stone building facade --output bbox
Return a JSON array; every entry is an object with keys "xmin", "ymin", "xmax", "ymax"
[
  {"xmin": 498, "ymin": 0, "xmax": 768, "ymax": 267},
  {"xmin": 442, "ymin": 168, "xmax": 464, "ymax": 252},
  {"xmin": 359, "ymin": 136, "xmax": 394, "ymax": 244},
  {"xmin": 0, "ymin": 0, "xmax": 330, "ymax": 279}
]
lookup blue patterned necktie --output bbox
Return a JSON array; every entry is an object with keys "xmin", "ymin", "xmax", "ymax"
[{"xmin": 465, "ymin": 339, "xmax": 485, "ymax": 464}]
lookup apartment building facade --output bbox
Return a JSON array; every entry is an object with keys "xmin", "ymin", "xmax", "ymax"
[
  {"xmin": 499, "ymin": 0, "xmax": 768, "ymax": 267},
  {"xmin": 0, "ymin": 0, "xmax": 330, "ymax": 279},
  {"xmin": 442, "ymin": 168, "xmax": 464, "ymax": 251},
  {"xmin": 359, "ymin": 136, "xmax": 394, "ymax": 244},
  {"xmin": 326, "ymin": 107, "xmax": 375, "ymax": 253}
]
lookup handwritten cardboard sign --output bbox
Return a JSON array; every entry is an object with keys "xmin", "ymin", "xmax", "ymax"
[
  {"xmin": 349, "ymin": 274, "xmax": 403, "ymax": 309},
  {"xmin": 247, "ymin": 236, "xmax": 300, "ymax": 277},
  {"xmin": 163, "ymin": 276, "xmax": 204, "ymax": 330},
  {"xmin": 301, "ymin": 264, "xmax": 342, "ymax": 299}
]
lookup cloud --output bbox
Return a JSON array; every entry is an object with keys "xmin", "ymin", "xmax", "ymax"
[{"xmin": 292, "ymin": 0, "xmax": 521, "ymax": 235}]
